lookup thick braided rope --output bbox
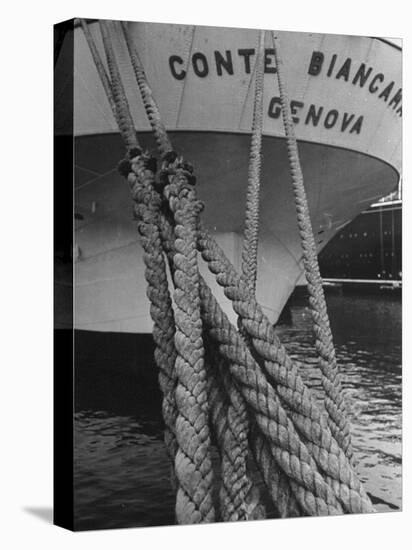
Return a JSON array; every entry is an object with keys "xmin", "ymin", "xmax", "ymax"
[
  {"xmin": 99, "ymin": 21, "xmax": 138, "ymax": 150},
  {"xmin": 205, "ymin": 348, "xmax": 251, "ymax": 521},
  {"xmin": 214, "ymin": 355, "xmax": 267, "ymax": 521},
  {"xmin": 235, "ymin": 30, "xmax": 296, "ymax": 517},
  {"xmin": 242, "ymin": 29, "xmax": 265, "ymax": 292},
  {"xmin": 200, "ymin": 271, "xmax": 302, "ymax": 518},
  {"xmin": 210, "ymin": 348, "xmax": 266, "ymax": 521},
  {"xmin": 159, "ymin": 158, "xmax": 215, "ymax": 524},
  {"xmin": 272, "ymin": 32, "xmax": 353, "ymax": 461},
  {"xmin": 119, "ymin": 153, "xmax": 179, "ymax": 476},
  {"xmin": 120, "ymin": 20, "xmax": 173, "ymax": 157},
  {"xmin": 201, "ymin": 272, "xmax": 363, "ymax": 516},
  {"xmin": 197, "ymin": 226, "xmax": 374, "ymax": 513},
  {"xmin": 158, "ymin": 205, "xmax": 265, "ymax": 521},
  {"xmin": 158, "ymin": 210, "xmax": 298, "ymax": 519},
  {"xmin": 155, "ymin": 202, "xmax": 254, "ymax": 521},
  {"xmin": 198, "ymin": 279, "xmax": 343, "ymax": 516},
  {"xmin": 159, "ymin": 185, "xmax": 343, "ymax": 516},
  {"xmin": 140, "ymin": 206, "xmax": 333, "ymax": 518},
  {"xmin": 249, "ymin": 423, "xmax": 302, "ymax": 517}
]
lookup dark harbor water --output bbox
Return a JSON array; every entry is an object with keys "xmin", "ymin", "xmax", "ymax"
[{"xmin": 73, "ymin": 291, "xmax": 402, "ymax": 530}]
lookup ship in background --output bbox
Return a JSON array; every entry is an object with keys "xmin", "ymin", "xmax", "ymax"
[
  {"xmin": 54, "ymin": 20, "xmax": 402, "ymax": 333},
  {"xmin": 319, "ymin": 185, "xmax": 402, "ymax": 288}
]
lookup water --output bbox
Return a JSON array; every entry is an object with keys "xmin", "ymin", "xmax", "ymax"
[{"xmin": 73, "ymin": 291, "xmax": 402, "ymax": 530}]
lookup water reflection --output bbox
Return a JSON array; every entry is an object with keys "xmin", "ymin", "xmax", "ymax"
[
  {"xmin": 74, "ymin": 292, "xmax": 401, "ymax": 529},
  {"xmin": 277, "ymin": 292, "xmax": 402, "ymax": 513}
]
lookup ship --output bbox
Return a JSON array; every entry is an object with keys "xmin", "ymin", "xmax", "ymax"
[
  {"xmin": 54, "ymin": 19, "xmax": 402, "ymax": 334},
  {"xmin": 319, "ymin": 187, "xmax": 402, "ymax": 288}
]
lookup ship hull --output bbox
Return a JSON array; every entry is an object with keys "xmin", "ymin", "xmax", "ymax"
[
  {"xmin": 54, "ymin": 22, "xmax": 402, "ymax": 333},
  {"xmin": 319, "ymin": 200, "xmax": 402, "ymax": 284}
]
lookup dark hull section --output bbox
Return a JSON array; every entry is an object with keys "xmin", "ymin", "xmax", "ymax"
[{"xmin": 319, "ymin": 202, "xmax": 402, "ymax": 283}]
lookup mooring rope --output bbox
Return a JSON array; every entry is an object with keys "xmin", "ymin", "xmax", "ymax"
[
  {"xmin": 123, "ymin": 152, "xmax": 216, "ymax": 523},
  {"xmin": 79, "ymin": 19, "xmax": 374, "ymax": 522},
  {"xmin": 241, "ymin": 29, "xmax": 265, "ymax": 293},
  {"xmin": 118, "ymin": 152, "xmax": 179, "ymax": 469},
  {"xmin": 271, "ymin": 32, "xmax": 353, "ymax": 461},
  {"xmin": 157, "ymin": 209, "xmax": 265, "ymax": 522},
  {"xmin": 99, "ymin": 21, "xmax": 138, "ymax": 151},
  {"xmin": 235, "ymin": 31, "xmax": 299, "ymax": 517},
  {"xmin": 197, "ymin": 272, "xmax": 343, "ymax": 515},
  {"xmin": 158, "ymin": 208, "xmax": 297, "ymax": 519},
  {"xmin": 120, "ymin": 20, "xmax": 173, "ymax": 157},
  {"xmin": 157, "ymin": 179, "xmax": 342, "ymax": 517},
  {"xmin": 160, "ymin": 155, "xmax": 216, "ymax": 523},
  {"xmin": 249, "ymin": 423, "xmax": 302, "ymax": 517},
  {"xmin": 205, "ymin": 345, "xmax": 251, "ymax": 521}
]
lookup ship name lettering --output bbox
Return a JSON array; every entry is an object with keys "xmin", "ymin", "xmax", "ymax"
[
  {"xmin": 268, "ymin": 97, "xmax": 364, "ymax": 134},
  {"xmin": 168, "ymin": 49, "xmax": 277, "ymax": 80},
  {"xmin": 308, "ymin": 51, "xmax": 402, "ymax": 117}
]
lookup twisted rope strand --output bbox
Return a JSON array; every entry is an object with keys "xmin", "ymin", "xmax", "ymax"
[
  {"xmin": 271, "ymin": 32, "xmax": 353, "ymax": 461},
  {"xmin": 124, "ymin": 155, "xmax": 179, "ymax": 473},
  {"xmin": 205, "ymin": 350, "xmax": 251, "ymax": 521},
  {"xmin": 157, "ymin": 203, "xmax": 258, "ymax": 521},
  {"xmin": 235, "ymin": 29, "xmax": 291, "ymax": 517},
  {"xmin": 198, "ymin": 279, "xmax": 343, "ymax": 515},
  {"xmin": 160, "ymin": 159, "xmax": 215, "ymax": 524},
  {"xmin": 99, "ymin": 20, "xmax": 138, "ymax": 150},
  {"xmin": 158, "ymin": 209, "xmax": 299, "ymax": 518},
  {"xmin": 242, "ymin": 29, "xmax": 266, "ymax": 292},
  {"xmin": 120, "ymin": 20, "xmax": 173, "ymax": 157},
  {"xmin": 212, "ymin": 349, "xmax": 266, "ymax": 520},
  {"xmin": 249, "ymin": 423, "xmax": 302, "ymax": 517},
  {"xmin": 159, "ymin": 205, "xmax": 265, "ymax": 521}
]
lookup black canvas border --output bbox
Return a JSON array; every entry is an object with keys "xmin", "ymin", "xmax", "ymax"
[{"xmin": 53, "ymin": 18, "xmax": 75, "ymax": 531}]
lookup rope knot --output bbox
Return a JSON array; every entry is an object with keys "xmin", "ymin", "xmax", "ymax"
[
  {"xmin": 143, "ymin": 156, "xmax": 158, "ymax": 174},
  {"xmin": 176, "ymin": 161, "xmax": 197, "ymax": 186},
  {"xmin": 160, "ymin": 152, "xmax": 196, "ymax": 184},
  {"xmin": 162, "ymin": 150, "xmax": 179, "ymax": 164},
  {"xmin": 158, "ymin": 154, "xmax": 196, "ymax": 193},
  {"xmin": 118, "ymin": 158, "xmax": 132, "ymax": 177},
  {"xmin": 128, "ymin": 147, "xmax": 142, "ymax": 160}
]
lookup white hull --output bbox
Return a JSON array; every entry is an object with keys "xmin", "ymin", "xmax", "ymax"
[{"xmin": 54, "ymin": 22, "xmax": 402, "ymax": 333}]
